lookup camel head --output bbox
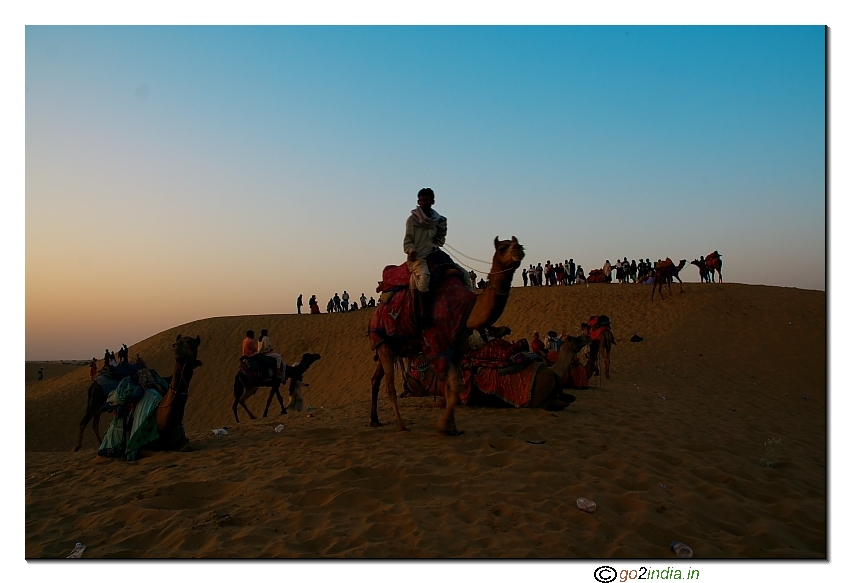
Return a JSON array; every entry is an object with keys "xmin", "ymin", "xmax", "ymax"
[
  {"xmin": 493, "ymin": 236, "xmax": 525, "ymax": 270},
  {"xmin": 173, "ymin": 334, "xmax": 202, "ymax": 367}
]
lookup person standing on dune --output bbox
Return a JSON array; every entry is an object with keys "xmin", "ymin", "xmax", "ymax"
[{"xmin": 297, "ymin": 294, "xmax": 303, "ymax": 314}]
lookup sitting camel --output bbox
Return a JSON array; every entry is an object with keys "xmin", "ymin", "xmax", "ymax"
[
  {"xmin": 401, "ymin": 334, "xmax": 592, "ymax": 410},
  {"xmin": 232, "ymin": 352, "xmax": 321, "ymax": 422},
  {"xmin": 368, "ymin": 236, "xmax": 525, "ymax": 435},
  {"xmin": 651, "ymin": 259, "xmax": 687, "ymax": 301},
  {"xmin": 77, "ymin": 335, "xmax": 203, "ymax": 454}
]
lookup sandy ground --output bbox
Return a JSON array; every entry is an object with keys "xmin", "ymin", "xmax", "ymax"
[{"xmin": 25, "ymin": 283, "xmax": 825, "ymax": 558}]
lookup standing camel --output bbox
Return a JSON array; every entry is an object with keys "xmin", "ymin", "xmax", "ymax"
[
  {"xmin": 651, "ymin": 259, "xmax": 687, "ymax": 301},
  {"xmin": 369, "ymin": 236, "xmax": 525, "ymax": 436},
  {"xmin": 705, "ymin": 251, "xmax": 723, "ymax": 283},
  {"xmin": 691, "ymin": 259, "xmax": 710, "ymax": 283},
  {"xmin": 586, "ymin": 328, "xmax": 616, "ymax": 381},
  {"xmin": 232, "ymin": 353, "xmax": 321, "ymax": 422}
]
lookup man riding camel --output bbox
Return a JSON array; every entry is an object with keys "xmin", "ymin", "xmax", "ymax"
[{"xmin": 404, "ymin": 187, "xmax": 447, "ymax": 325}]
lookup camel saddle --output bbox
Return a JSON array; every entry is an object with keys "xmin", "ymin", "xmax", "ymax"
[
  {"xmin": 239, "ymin": 354, "xmax": 281, "ymax": 382},
  {"xmin": 657, "ymin": 258, "xmax": 674, "ymax": 269},
  {"xmin": 587, "ymin": 269, "xmax": 606, "ymax": 283},
  {"xmin": 587, "ymin": 315, "xmax": 613, "ymax": 342},
  {"xmin": 377, "ymin": 249, "xmax": 460, "ymax": 293},
  {"xmin": 706, "ymin": 250, "xmax": 720, "ymax": 261}
]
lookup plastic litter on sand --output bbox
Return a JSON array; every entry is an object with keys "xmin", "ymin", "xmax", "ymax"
[
  {"xmin": 212, "ymin": 428, "xmax": 228, "ymax": 436},
  {"xmin": 576, "ymin": 497, "xmax": 597, "ymax": 513},
  {"xmin": 670, "ymin": 541, "xmax": 693, "ymax": 558},
  {"xmin": 67, "ymin": 543, "xmax": 86, "ymax": 558},
  {"xmin": 274, "ymin": 424, "xmax": 285, "ymax": 433}
]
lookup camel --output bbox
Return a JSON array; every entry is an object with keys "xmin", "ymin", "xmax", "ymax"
[
  {"xmin": 651, "ymin": 259, "xmax": 687, "ymax": 301},
  {"xmin": 232, "ymin": 353, "xmax": 321, "ymax": 423},
  {"xmin": 706, "ymin": 252, "xmax": 723, "ymax": 283},
  {"xmin": 585, "ymin": 328, "xmax": 615, "ymax": 381},
  {"xmin": 401, "ymin": 334, "xmax": 592, "ymax": 410},
  {"xmin": 369, "ymin": 236, "xmax": 525, "ymax": 435},
  {"xmin": 156, "ymin": 335, "xmax": 203, "ymax": 450},
  {"xmin": 76, "ymin": 335, "xmax": 202, "ymax": 453},
  {"xmin": 691, "ymin": 259, "xmax": 710, "ymax": 283}
]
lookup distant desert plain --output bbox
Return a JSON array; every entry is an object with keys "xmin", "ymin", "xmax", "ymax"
[{"xmin": 25, "ymin": 282, "xmax": 826, "ymax": 558}]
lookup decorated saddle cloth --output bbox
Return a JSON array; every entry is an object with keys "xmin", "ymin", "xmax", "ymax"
[
  {"xmin": 369, "ymin": 275, "xmax": 476, "ymax": 375},
  {"xmin": 239, "ymin": 354, "xmax": 282, "ymax": 382},
  {"xmin": 98, "ymin": 369, "xmax": 170, "ymax": 458},
  {"xmin": 95, "ymin": 362, "xmax": 143, "ymax": 396},
  {"xmin": 587, "ymin": 315, "xmax": 613, "ymax": 342},
  {"xmin": 706, "ymin": 250, "xmax": 720, "ymax": 261},
  {"xmin": 377, "ymin": 249, "xmax": 459, "ymax": 293},
  {"xmin": 459, "ymin": 338, "xmax": 545, "ymax": 408},
  {"xmin": 587, "ymin": 269, "xmax": 606, "ymax": 283}
]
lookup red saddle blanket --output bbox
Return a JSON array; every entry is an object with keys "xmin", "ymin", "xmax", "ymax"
[
  {"xmin": 587, "ymin": 269, "xmax": 606, "ymax": 283},
  {"xmin": 461, "ymin": 360, "xmax": 544, "ymax": 407},
  {"xmin": 368, "ymin": 276, "xmax": 476, "ymax": 375}
]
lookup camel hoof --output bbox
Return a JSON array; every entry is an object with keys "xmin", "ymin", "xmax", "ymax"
[
  {"xmin": 73, "ymin": 446, "xmax": 80, "ymax": 452},
  {"xmin": 398, "ymin": 426, "xmax": 410, "ymax": 432},
  {"xmin": 438, "ymin": 428, "xmax": 465, "ymax": 437},
  {"xmin": 369, "ymin": 420, "xmax": 384, "ymax": 428},
  {"xmin": 280, "ymin": 409, "xmax": 287, "ymax": 415}
]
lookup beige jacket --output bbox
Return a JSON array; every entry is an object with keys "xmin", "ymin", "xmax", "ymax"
[{"xmin": 403, "ymin": 207, "xmax": 447, "ymax": 258}]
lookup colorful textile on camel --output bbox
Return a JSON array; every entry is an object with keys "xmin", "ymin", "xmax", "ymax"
[
  {"xmin": 587, "ymin": 269, "xmax": 606, "ymax": 283},
  {"xmin": 377, "ymin": 249, "xmax": 459, "ymax": 293},
  {"xmin": 369, "ymin": 274, "xmax": 476, "ymax": 375},
  {"xmin": 97, "ymin": 369, "xmax": 178, "ymax": 460},
  {"xmin": 460, "ymin": 339, "xmax": 545, "ymax": 407},
  {"xmin": 461, "ymin": 360, "xmax": 544, "ymax": 407},
  {"xmin": 587, "ymin": 315, "xmax": 612, "ymax": 342}
]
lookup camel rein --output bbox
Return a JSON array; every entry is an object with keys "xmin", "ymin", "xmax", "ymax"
[{"xmin": 156, "ymin": 359, "xmax": 190, "ymax": 409}]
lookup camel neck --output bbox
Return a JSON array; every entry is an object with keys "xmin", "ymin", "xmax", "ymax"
[{"xmin": 170, "ymin": 358, "xmax": 196, "ymax": 394}]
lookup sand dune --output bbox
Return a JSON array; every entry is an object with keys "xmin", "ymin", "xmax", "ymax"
[{"xmin": 25, "ymin": 283, "xmax": 825, "ymax": 558}]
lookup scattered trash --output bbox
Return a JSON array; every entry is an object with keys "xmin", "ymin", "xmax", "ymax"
[
  {"xmin": 306, "ymin": 405, "xmax": 313, "ymax": 412},
  {"xmin": 306, "ymin": 414, "xmax": 314, "ymax": 418},
  {"xmin": 212, "ymin": 428, "xmax": 228, "ymax": 436},
  {"xmin": 657, "ymin": 395, "xmax": 666, "ymax": 400},
  {"xmin": 658, "ymin": 482, "xmax": 667, "ymax": 489},
  {"xmin": 274, "ymin": 424, "xmax": 285, "ymax": 433},
  {"xmin": 670, "ymin": 541, "xmax": 693, "ymax": 559},
  {"xmin": 802, "ymin": 395, "xmax": 808, "ymax": 400},
  {"xmin": 760, "ymin": 438, "xmax": 785, "ymax": 468},
  {"xmin": 576, "ymin": 497, "xmax": 597, "ymax": 513},
  {"xmin": 67, "ymin": 543, "xmax": 86, "ymax": 558},
  {"xmin": 630, "ymin": 334, "xmax": 643, "ymax": 342},
  {"xmin": 526, "ymin": 440, "xmax": 546, "ymax": 445}
]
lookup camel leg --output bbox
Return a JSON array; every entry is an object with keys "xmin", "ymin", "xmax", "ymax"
[
  {"xmin": 239, "ymin": 398, "xmax": 257, "ymax": 420},
  {"xmin": 602, "ymin": 346, "xmax": 611, "ymax": 380},
  {"xmin": 93, "ymin": 411, "xmax": 102, "ymax": 444},
  {"xmin": 717, "ymin": 267, "xmax": 723, "ymax": 283},
  {"xmin": 378, "ymin": 349, "xmax": 407, "ymax": 432},
  {"xmin": 264, "ymin": 383, "xmax": 286, "ymax": 417},
  {"xmin": 75, "ymin": 409, "xmax": 93, "ymax": 452},
  {"xmin": 370, "ymin": 362, "xmax": 385, "ymax": 427},
  {"xmin": 676, "ymin": 276, "xmax": 684, "ymax": 293},
  {"xmin": 437, "ymin": 362, "xmax": 463, "ymax": 436},
  {"xmin": 233, "ymin": 379, "xmax": 243, "ymax": 423}
]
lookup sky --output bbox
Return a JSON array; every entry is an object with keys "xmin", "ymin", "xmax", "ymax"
[{"xmin": 23, "ymin": 24, "xmax": 826, "ymax": 360}]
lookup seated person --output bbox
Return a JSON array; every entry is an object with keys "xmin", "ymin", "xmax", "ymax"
[{"xmin": 256, "ymin": 328, "xmax": 284, "ymax": 377}]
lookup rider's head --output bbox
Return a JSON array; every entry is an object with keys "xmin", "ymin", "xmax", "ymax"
[
  {"xmin": 246, "ymin": 330, "xmax": 255, "ymax": 339},
  {"xmin": 417, "ymin": 188, "xmax": 435, "ymax": 210}
]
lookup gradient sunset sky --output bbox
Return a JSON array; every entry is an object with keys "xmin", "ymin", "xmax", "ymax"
[{"xmin": 25, "ymin": 25, "xmax": 825, "ymax": 360}]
